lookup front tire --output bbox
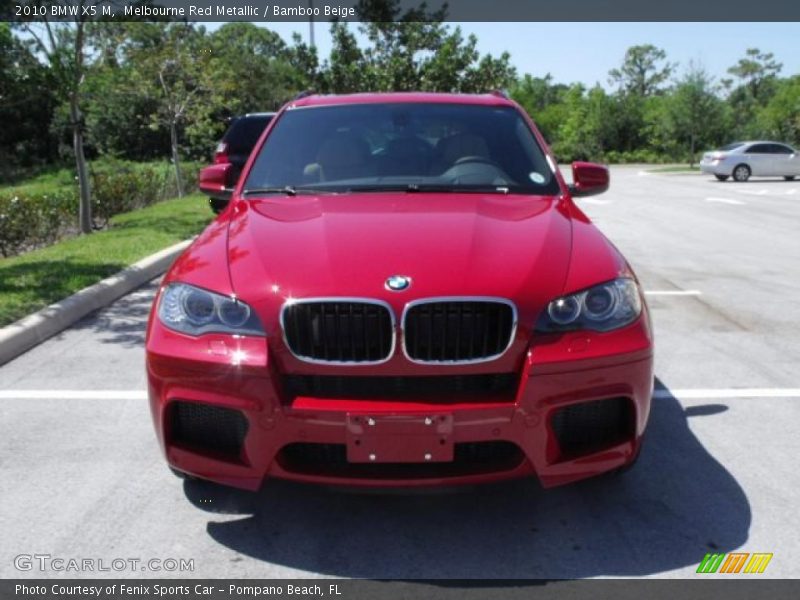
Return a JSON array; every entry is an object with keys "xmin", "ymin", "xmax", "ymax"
[
  {"xmin": 715, "ymin": 174, "xmax": 729, "ymax": 181},
  {"xmin": 732, "ymin": 164, "xmax": 751, "ymax": 182}
]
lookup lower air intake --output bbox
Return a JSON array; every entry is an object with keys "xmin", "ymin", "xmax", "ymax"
[
  {"xmin": 550, "ymin": 397, "xmax": 633, "ymax": 458},
  {"xmin": 282, "ymin": 373, "xmax": 518, "ymax": 403},
  {"xmin": 168, "ymin": 401, "xmax": 248, "ymax": 461}
]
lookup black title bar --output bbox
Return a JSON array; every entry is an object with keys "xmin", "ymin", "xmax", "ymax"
[
  {"xmin": 2, "ymin": 580, "xmax": 800, "ymax": 600},
  {"xmin": 4, "ymin": 0, "xmax": 800, "ymax": 22}
]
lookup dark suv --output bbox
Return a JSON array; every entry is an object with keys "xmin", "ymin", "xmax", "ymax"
[{"xmin": 202, "ymin": 112, "xmax": 275, "ymax": 213}]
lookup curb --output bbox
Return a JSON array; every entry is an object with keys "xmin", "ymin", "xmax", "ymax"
[{"xmin": 0, "ymin": 239, "xmax": 192, "ymax": 366}]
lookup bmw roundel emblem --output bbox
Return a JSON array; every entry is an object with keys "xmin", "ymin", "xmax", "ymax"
[{"xmin": 385, "ymin": 275, "xmax": 411, "ymax": 292}]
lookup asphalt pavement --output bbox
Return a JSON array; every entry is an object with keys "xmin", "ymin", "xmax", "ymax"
[{"xmin": 1, "ymin": 166, "xmax": 799, "ymax": 579}]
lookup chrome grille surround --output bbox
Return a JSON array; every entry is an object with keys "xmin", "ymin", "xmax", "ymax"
[{"xmin": 401, "ymin": 297, "xmax": 518, "ymax": 365}]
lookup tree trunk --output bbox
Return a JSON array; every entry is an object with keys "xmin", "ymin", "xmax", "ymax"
[
  {"xmin": 71, "ymin": 95, "xmax": 92, "ymax": 234},
  {"xmin": 689, "ymin": 133, "xmax": 696, "ymax": 168},
  {"xmin": 170, "ymin": 120, "xmax": 184, "ymax": 198}
]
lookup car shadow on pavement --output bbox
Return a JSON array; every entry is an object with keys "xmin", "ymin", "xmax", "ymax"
[{"xmin": 188, "ymin": 379, "xmax": 751, "ymax": 578}]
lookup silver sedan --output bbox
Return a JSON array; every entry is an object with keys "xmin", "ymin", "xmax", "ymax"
[{"xmin": 699, "ymin": 141, "xmax": 800, "ymax": 182}]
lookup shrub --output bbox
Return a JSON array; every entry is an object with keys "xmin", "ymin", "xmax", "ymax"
[
  {"xmin": 91, "ymin": 161, "xmax": 167, "ymax": 225},
  {"xmin": 0, "ymin": 190, "xmax": 75, "ymax": 257},
  {"xmin": 91, "ymin": 160, "xmax": 203, "ymax": 224},
  {"xmin": 0, "ymin": 159, "xmax": 204, "ymax": 258},
  {"xmin": 603, "ymin": 149, "xmax": 674, "ymax": 164}
]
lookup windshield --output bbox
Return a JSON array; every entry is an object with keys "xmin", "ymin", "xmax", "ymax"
[{"xmin": 243, "ymin": 103, "xmax": 560, "ymax": 196}]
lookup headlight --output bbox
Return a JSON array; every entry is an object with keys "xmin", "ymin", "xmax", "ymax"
[
  {"xmin": 536, "ymin": 278, "xmax": 642, "ymax": 333},
  {"xmin": 157, "ymin": 283, "xmax": 265, "ymax": 336}
]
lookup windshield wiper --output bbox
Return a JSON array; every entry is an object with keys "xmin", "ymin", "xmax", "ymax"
[
  {"xmin": 242, "ymin": 186, "xmax": 298, "ymax": 196},
  {"xmin": 242, "ymin": 186, "xmax": 336, "ymax": 197}
]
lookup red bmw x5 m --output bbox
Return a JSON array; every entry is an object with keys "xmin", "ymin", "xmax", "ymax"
[{"xmin": 147, "ymin": 92, "xmax": 654, "ymax": 491}]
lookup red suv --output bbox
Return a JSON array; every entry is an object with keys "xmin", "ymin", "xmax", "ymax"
[{"xmin": 148, "ymin": 92, "xmax": 653, "ymax": 491}]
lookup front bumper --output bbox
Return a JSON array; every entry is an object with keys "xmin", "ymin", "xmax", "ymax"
[{"xmin": 147, "ymin": 320, "xmax": 653, "ymax": 490}]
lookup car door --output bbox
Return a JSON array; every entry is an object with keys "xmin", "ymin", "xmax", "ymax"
[
  {"xmin": 769, "ymin": 144, "xmax": 800, "ymax": 176},
  {"xmin": 764, "ymin": 144, "xmax": 792, "ymax": 176},
  {"xmin": 744, "ymin": 143, "xmax": 771, "ymax": 176}
]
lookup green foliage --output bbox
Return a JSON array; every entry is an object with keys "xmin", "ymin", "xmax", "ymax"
[
  {"xmin": 0, "ymin": 190, "xmax": 75, "ymax": 258},
  {"xmin": 511, "ymin": 74, "xmax": 570, "ymax": 144},
  {"xmin": 723, "ymin": 48, "xmax": 785, "ymax": 139},
  {"xmin": 666, "ymin": 64, "xmax": 731, "ymax": 165},
  {"xmin": 514, "ymin": 46, "xmax": 799, "ymax": 164},
  {"xmin": 726, "ymin": 48, "xmax": 782, "ymax": 103},
  {"xmin": 84, "ymin": 61, "xmax": 168, "ymax": 160},
  {"xmin": 0, "ymin": 23, "xmax": 60, "ymax": 175},
  {"xmin": 757, "ymin": 76, "xmax": 800, "ymax": 143},
  {"xmin": 609, "ymin": 45, "xmax": 675, "ymax": 97},
  {"xmin": 91, "ymin": 160, "xmax": 201, "ymax": 224},
  {"xmin": 0, "ymin": 160, "xmax": 201, "ymax": 258},
  {"xmin": 604, "ymin": 149, "xmax": 671, "ymax": 164},
  {"xmin": 4, "ymin": 15, "xmax": 800, "ymax": 179},
  {"xmin": 314, "ymin": 1, "xmax": 516, "ymax": 94},
  {"xmin": 0, "ymin": 194, "xmax": 212, "ymax": 327}
]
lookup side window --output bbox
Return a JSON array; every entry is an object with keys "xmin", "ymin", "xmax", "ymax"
[
  {"xmin": 747, "ymin": 144, "xmax": 770, "ymax": 154},
  {"xmin": 770, "ymin": 144, "xmax": 793, "ymax": 155},
  {"xmin": 225, "ymin": 117, "xmax": 271, "ymax": 154}
]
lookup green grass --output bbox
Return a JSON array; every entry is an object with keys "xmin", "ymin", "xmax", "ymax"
[
  {"xmin": 0, "ymin": 194, "xmax": 212, "ymax": 327},
  {"xmin": 0, "ymin": 159, "xmax": 202, "ymax": 197},
  {"xmin": 0, "ymin": 167, "xmax": 77, "ymax": 196},
  {"xmin": 646, "ymin": 165, "xmax": 701, "ymax": 173}
]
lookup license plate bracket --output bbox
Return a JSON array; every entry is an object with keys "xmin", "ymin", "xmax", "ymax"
[{"xmin": 346, "ymin": 413, "xmax": 454, "ymax": 463}]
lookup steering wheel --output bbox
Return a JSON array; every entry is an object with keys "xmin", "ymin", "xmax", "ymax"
[{"xmin": 453, "ymin": 155, "xmax": 501, "ymax": 168}]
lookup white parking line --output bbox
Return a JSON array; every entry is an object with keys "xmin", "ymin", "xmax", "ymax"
[
  {"xmin": 731, "ymin": 188, "xmax": 772, "ymax": 197},
  {"xmin": 0, "ymin": 390, "xmax": 147, "ymax": 400},
  {"xmin": 705, "ymin": 197, "xmax": 745, "ymax": 205},
  {"xmin": 654, "ymin": 388, "xmax": 800, "ymax": 399},
  {"xmin": 644, "ymin": 290, "xmax": 702, "ymax": 296}
]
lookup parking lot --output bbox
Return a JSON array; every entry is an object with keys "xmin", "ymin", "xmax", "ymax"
[{"xmin": 1, "ymin": 165, "xmax": 799, "ymax": 579}]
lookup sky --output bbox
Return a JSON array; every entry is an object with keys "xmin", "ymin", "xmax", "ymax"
[{"xmin": 209, "ymin": 21, "xmax": 800, "ymax": 88}]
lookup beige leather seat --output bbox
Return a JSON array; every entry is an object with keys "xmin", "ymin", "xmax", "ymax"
[{"xmin": 315, "ymin": 133, "xmax": 371, "ymax": 182}]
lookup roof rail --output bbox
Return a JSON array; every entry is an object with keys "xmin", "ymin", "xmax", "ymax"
[
  {"xmin": 293, "ymin": 90, "xmax": 316, "ymax": 100},
  {"xmin": 489, "ymin": 89, "xmax": 509, "ymax": 99}
]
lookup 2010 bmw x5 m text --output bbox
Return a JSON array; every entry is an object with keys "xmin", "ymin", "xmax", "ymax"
[{"xmin": 146, "ymin": 92, "xmax": 654, "ymax": 490}]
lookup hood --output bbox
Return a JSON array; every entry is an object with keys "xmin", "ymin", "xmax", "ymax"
[{"xmin": 226, "ymin": 193, "xmax": 573, "ymax": 330}]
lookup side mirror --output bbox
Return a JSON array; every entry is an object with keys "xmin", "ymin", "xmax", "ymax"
[
  {"xmin": 569, "ymin": 161, "xmax": 609, "ymax": 197},
  {"xmin": 199, "ymin": 163, "xmax": 233, "ymax": 196},
  {"xmin": 198, "ymin": 163, "xmax": 233, "ymax": 214}
]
